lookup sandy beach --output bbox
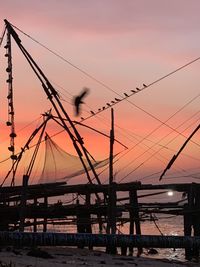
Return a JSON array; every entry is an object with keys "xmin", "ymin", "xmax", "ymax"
[{"xmin": 0, "ymin": 247, "xmax": 198, "ymax": 267}]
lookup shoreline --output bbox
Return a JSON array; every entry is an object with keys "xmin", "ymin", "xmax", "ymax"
[{"xmin": 0, "ymin": 246, "xmax": 198, "ymax": 267}]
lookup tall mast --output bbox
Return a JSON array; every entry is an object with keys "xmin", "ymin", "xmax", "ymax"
[
  {"xmin": 5, "ymin": 29, "xmax": 17, "ymax": 186},
  {"xmin": 4, "ymin": 20, "xmax": 101, "ymax": 186}
]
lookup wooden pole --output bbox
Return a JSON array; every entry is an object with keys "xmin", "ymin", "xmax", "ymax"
[
  {"xmin": 43, "ymin": 196, "xmax": 48, "ymax": 232},
  {"xmin": 85, "ymin": 193, "xmax": 93, "ymax": 250},
  {"xmin": 33, "ymin": 197, "xmax": 37, "ymax": 232},
  {"xmin": 19, "ymin": 175, "xmax": 29, "ymax": 232},
  {"xmin": 107, "ymin": 109, "xmax": 116, "ymax": 235},
  {"xmin": 128, "ymin": 190, "xmax": 135, "ymax": 256},
  {"xmin": 107, "ymin": 109, "xmax": 116, "ymax": 233},
  {"xmin": 132, "ymin": 189, "xmax": 142, "ymax": 256},
  {"xmin": 184, "ymin": 185, "xmax": 194, "ymax": 260},
  {"xmin": 109, "ymin": 108, "xmax": 114, "ymax": 185},
  {"xmin": 106, "ymin": 108, "xmax": 117, "ymax": 254}
]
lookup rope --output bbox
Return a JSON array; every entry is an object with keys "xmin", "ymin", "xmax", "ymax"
[
  {"xmin": 119, "ymin": 111, "xmax": 200, "ymax": 183},
  {"xmin": 11, "ymin": 22, "xmax": 200, "ymax": 135},
  {"xmin": 0, "ymin": 26, "xmax": 6, "ymax": 47}
]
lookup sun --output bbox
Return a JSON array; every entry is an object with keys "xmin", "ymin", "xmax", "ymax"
[{"xmin": 167, "ymin": 191, "xmax": 174, "ymax": 197}]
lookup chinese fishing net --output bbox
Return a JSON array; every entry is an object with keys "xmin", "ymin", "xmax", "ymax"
[{"xmin": 39, "ymin": 133, "xmax": 110, "ymax": 183}]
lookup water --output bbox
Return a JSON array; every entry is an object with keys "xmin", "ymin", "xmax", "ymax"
[{"xmin": 30, "ymin": 214, "xmax": 187, "ymax": 262}]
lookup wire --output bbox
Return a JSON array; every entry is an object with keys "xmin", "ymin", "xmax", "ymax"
[
  {"xmin": 0, "ymin": 26, "xmax": 6, "ymax": 47},
  {"xmin": 99, "ymin": 104, "xmax": 200, "ymax": 184},
  {"xmin": 11, "ymin": 22, "xmax": 200, "ymax": 142},
  {"xmin": 3, "ymin": 22, "xmax": 200, "ymax": 185},
  {"xmin": 119, "ymin": 113, "xmax": 200, "ymax": 183}
]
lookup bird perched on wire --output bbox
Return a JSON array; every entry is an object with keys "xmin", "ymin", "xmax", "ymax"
[{"xmin": 73, "ymin": 87, "xmax": 90, "ymax": 116}]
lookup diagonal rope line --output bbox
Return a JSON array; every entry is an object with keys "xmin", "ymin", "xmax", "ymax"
[
  {"xmin": 1, "ymin": 22, "xmax": 199, "ymax": 180},
  {"xmin": 0, "ymin": 26, "xmax": 6, "ymax": 47},
  {"xmin": 119, "ymin": 114, "xmax": 200, "ymax": 183},
  {"xmin": 10, "ymin": 22, "xmax": 200, "ymax": 147},
  {"xmin": 12, "ymin": 22, "xmax": 200, "ymax": 134}
]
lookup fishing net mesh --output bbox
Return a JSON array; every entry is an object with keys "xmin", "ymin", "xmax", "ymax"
[{"xmin": 39, "ymin": 134, "xmax": 110, "ymax": 183}]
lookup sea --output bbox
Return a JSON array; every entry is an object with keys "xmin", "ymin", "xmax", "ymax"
[{"xmin": 28, "ymin": 214, "xmax": 187, "ymax": 262}]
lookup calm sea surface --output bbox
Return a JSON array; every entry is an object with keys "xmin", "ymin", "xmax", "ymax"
[{"xmin": 32, "ymin": 215, "xmax": 186, "ymax": 262}]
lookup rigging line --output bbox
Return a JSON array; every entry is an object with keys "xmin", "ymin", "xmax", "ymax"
[
  {"xmin": 118, "ymin": 110, "xmax": 200, "ymax": 178},
  {"xmin": 119, "ymin": 114, "xmax": 200, "ymax": 183},
  {"xmin": 140, "ymin": 166, "xmax": 200, "ymax": 181},
  {"xmin": 118, "ymin": 92, "xmax": 200, "ymax": 164},
  {"xmin": 91, "ymin": 111, "xmax": 169, "ymax": 150},
  {"xmin": 51, "ymin": 114, "xmax": 121, "ymax": 148},
  {"xmin": 0, "ymin": 116, "xmax": 43, "ymax": 164},
  {"xmin": 11, "ymin": 23, "xmax": 200, "ymax": 135},
  {"xmin": 151, "ymin": 214, "xmax": 164, "ymax": 236},
  {"xmin": 96, "ymin": 104, "xmax": 200, "ymax": 183},
  {"xmin": 76, "ymin": 92, "xmax": 200, "ymax": 165},
  {"xmin": 1, "ymin": 29, "xmax": 199, "ymax": 168},
  {"xmin": 164, "ymin": 171, "xmax": 200, "ymax": 179},
  {"xmin": 126, "ymin": 92, "xmax": 200, "ymax": 148},
  {"xmin": 42, "ymin": 134, "xmax": 58, "ymax": 180},
  {"xmin": 165, "ymin": 176, "xmax": 200, "ymax": 180},
  {"xmin": 101, "ymin": 143, "xmax": 180, "ymax": 185},
  {"xmin": 140, "ymin": 171, "xmax": 162, "ymax": 181},
  {"xmin": 9, "ymin": 22, "xmax": 200, "ymax": 158},
  {"xmin": 96, "ymin": 109, "xmax": 200, "ymax": 163},
  {"xmin": 49, "ymin": 79, "xmax": 73, "ymax": 97},
  {"xmin": 73, "ymin": 120, "xmax": 128, "ymax": 149},
  {"xmin": 0, "ymin": 26, "xmax": 6, "ymax": 47},
  {"xmin": 167, "ymin": 165, "xmax": 200, "ymax": 175},
  {"xmin": 11, "ymin": 23, "xmax": 200, "ymax": 101}
]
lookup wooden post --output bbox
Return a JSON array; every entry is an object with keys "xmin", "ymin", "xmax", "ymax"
[
  {"xmin": 132, "ymin": 189, "xmax": 142, "ymax": 256},
  {"xmin": 19, "ymin": 175, "xmax": 29, "ymax": 232},
  {"xmin": 85, "ymin": 193, "xmax": 93, "ymax": 250},
  {"xmin": 128, "ymin": 190, "xmax": 135, "ymax": 256},
  {"xmin": 33, "ymin": 197, "xmax": 37, "ymax": 232},
  {"xmin": 106, "ymin": 109, "xmax": 117, "ymax": 254},
  {"xmin": 192, "ymin": 187, "xmax": 200, "ymax": 259},
  {"xmin": 184, "ymin": 185, "xmax": 194, "ymax": 260},
  {"xmin": 43, "ymin": 196, "xmax": 48, "ymax": 232},
  {"xmin": 107, "ymin": 108, "xmax": 115, "ymax": 234}
]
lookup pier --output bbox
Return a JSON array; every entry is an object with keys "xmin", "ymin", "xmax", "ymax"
[{"xmin": 0, "ymin": 181, "xmax": 200, "ymax": 259}]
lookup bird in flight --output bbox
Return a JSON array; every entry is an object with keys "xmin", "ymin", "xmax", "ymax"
[{"xmin": 73, "ymin": 87, "xmax": 90, "ymax": 116}]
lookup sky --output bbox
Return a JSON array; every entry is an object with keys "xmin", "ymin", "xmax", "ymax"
[{"xmin": 0, "ymin": 0, "xmax": 200, "ymax": 189}]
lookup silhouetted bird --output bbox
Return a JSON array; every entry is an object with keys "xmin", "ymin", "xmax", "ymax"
[
  {"xmin": 107, "ymin": 103, "xmax": 111, "ymax": 107},
  {"xmin": 90, "ymin": 110, "xmax": 95, "ymax": 115},
  {"xmin": 124, "ymin": 93, "xmax": 129, "ymax": 97},
  {"xmin": 143, "ymin": 83, "xmax": 147, "ymax": 87},
  {"xmin": 98, "ymin": 108, "xmax": 101, "ymax": 111},
  {"xmin": 102, "ymin": 106, "xmax": 105, "ymax": 110},
  {"xmin": 81, "ymin": 117, "xmax": 84, "ymax": 120},
  {"xmin": 73, "ymin": 87, "xmax": 90, "ymax": 116},
  {"xmin": 131, "ymin": 90, "xmax": 136, "ymax": 93},
  {"xmin": 115, "ymin": 98, "xmax": 121, "ymax": 101},
  {"xmin": 136, "ymin": 87, "xmax": 140, "ymax": 91},
  {"xmin": 111, "ymin": 101, "xmax": 115, "ymax": 104}
]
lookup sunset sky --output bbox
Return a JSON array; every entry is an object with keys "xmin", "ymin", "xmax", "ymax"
[{"xmin": 0, "ymin": 1, "xmax": 200, "ymax": 187}]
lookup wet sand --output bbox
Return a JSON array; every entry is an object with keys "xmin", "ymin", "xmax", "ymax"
[{"xmin": 0, "ymin": 247, "xmax": 198, "ymax": 267}]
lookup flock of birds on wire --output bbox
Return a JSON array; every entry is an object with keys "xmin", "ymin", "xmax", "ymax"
[{"xmin": 73, "ymin": 83, "xmax": 147, "ymax": 118}]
